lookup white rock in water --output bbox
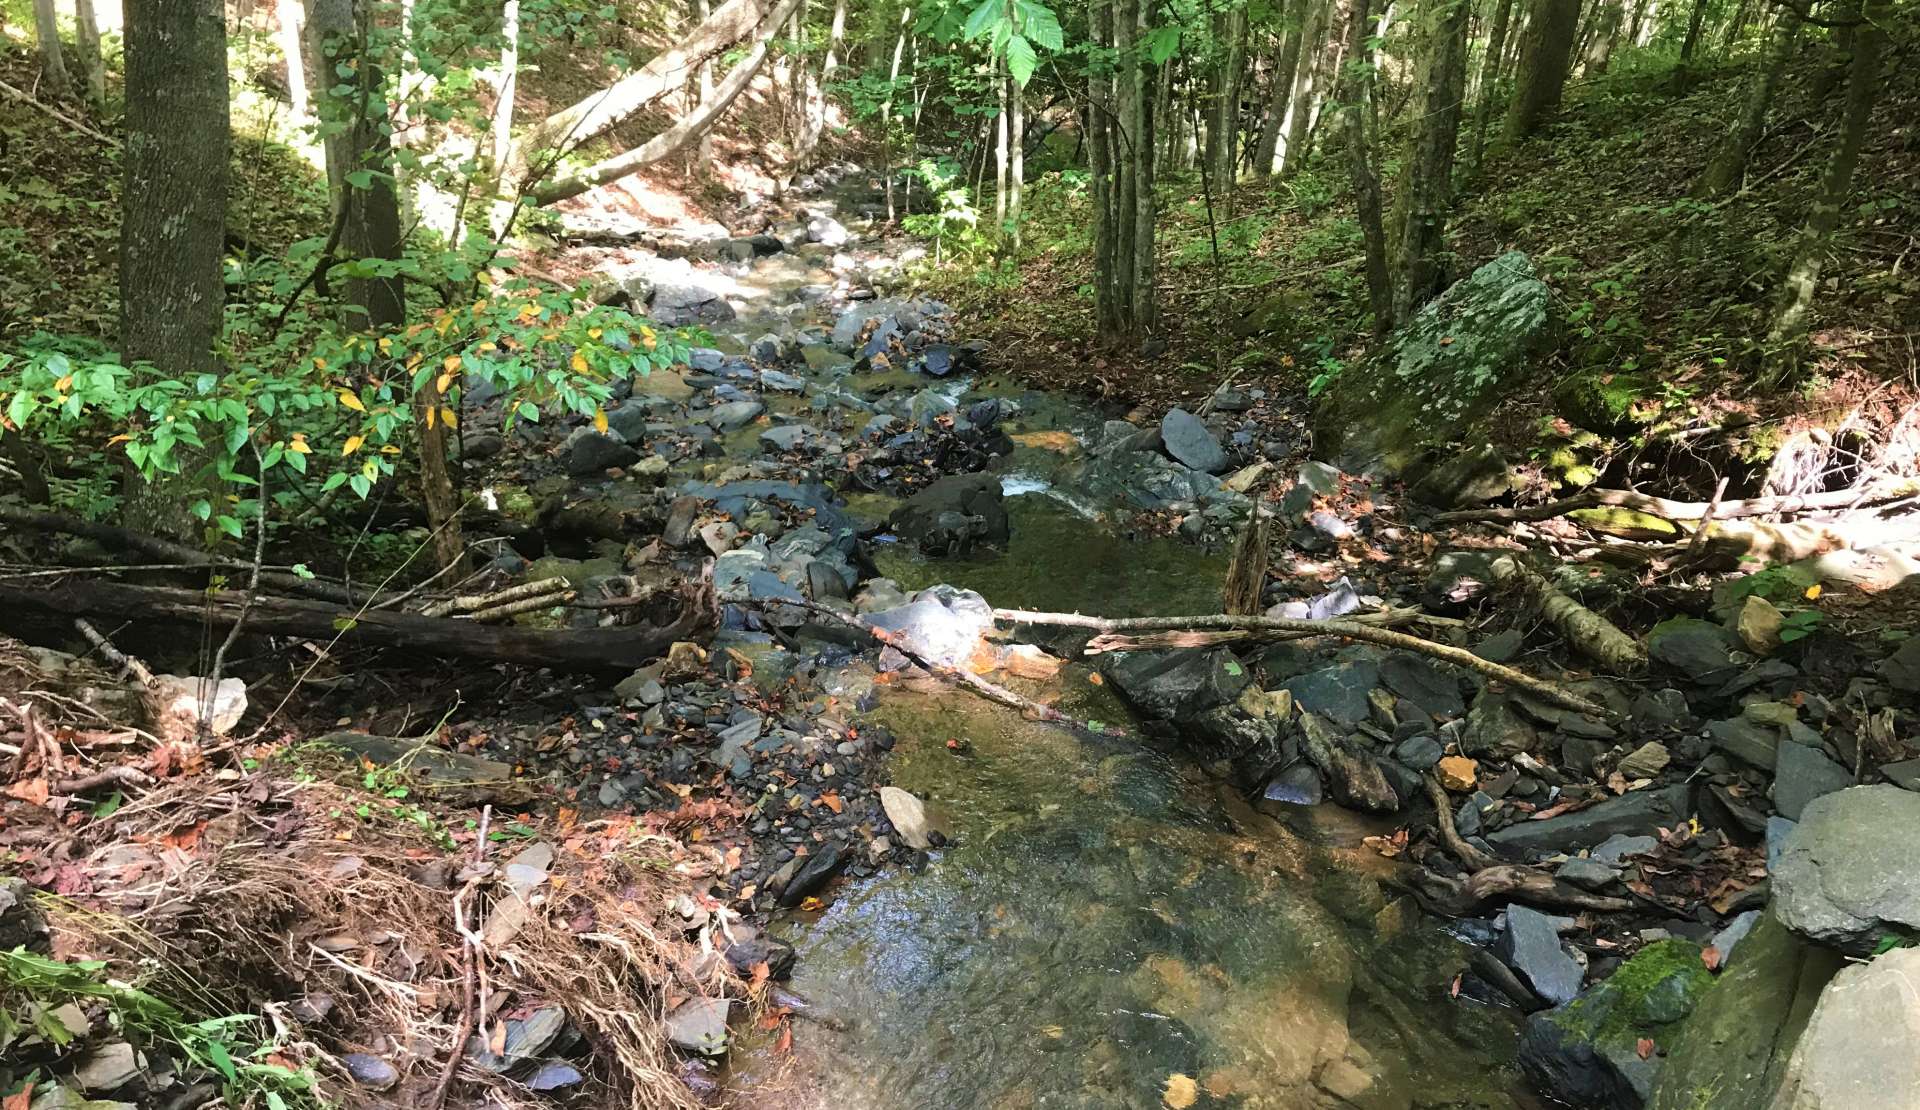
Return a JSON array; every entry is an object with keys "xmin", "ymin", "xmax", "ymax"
[
  {"xmin": 879, "ymin": 786, "xmax": 934, "ymax": 850},
  {"xmin": 151, "ymin": 674, "xmax": 247, "ymax": 737}
]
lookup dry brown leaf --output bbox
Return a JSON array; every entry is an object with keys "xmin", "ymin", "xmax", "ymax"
[
  {"xmin": 4, "ymin": 778, "xmax": 49, "ymax": 806},
  {"xmin": 1163, "ymin": 1073, "xmax": 1199, "ymax": 1109},
  {"xmin": 820, "ymin": 791, "xmax": 844, "ymax": 815}
]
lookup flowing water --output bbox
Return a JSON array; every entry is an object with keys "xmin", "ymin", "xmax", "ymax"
[{"xmin": 624, "ymin": 185, "xmax": 1530, "ymax": 1107}]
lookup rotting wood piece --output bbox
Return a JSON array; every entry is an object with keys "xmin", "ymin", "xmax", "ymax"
[
  {"xmin": 0, "ymin": 579, "xmax": 715, "ymax": 671},
  {"xmin": 1488, "ymin": 554, "xmax": 1646, "ymax": 672}
]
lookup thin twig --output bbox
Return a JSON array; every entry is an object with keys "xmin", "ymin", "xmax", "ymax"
[
  {"xmin": 430, "ymin": 803, "xmax": 493, "ymax": 1110},
  {"xmin": 203, "ymin": 443, "xmax": 270, "ymax": 739},
  {"xmin": 0, "ymin": 78, "xmax": 119, "ymax": 145}
]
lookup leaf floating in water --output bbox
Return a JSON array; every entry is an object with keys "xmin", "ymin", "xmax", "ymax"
[{"xmin": 1163, "ymin": 1073, "xmax": 1199, "ymax": 1109}]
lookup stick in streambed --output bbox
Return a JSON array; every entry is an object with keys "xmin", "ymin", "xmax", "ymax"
[
  {"xmin": 993, "ymin": 607, "xmax": 1617, "ymax": 720},
  {"xmin": 743, "ymin": 597, "xmax": 1125, "ymax": 738}
]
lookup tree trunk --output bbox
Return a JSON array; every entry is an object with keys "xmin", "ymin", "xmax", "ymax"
[
  {"xmin": 1580, "ymin": 0, "xmax": 1622, "ymax": 73},
  {"xmin": 1765, "ymin": 0, "xmax": 1886, "ymax": 364},
  {"xmin": 1502, "ymin": 0, "xmax": 1579, "ymax": 140},
  {"xmin": 120, "ymin": 0, "xmax": 229, "ymax": 538},
  {"xmin": 694, "ymin": 0, "xmax": 716, "ymax": 169},
  {"xmin": 994, "ymin": 57, "xmax": 1009, "ymax": 230},
  {"xmin": 531, "ymin": 0, "xmax": 800, "ymax": 205},
  {"xmin": 74, "ymin": 0, "xmax": 105, "ymax": 107},
  {"xmin": 307, "ymin": 0, "xmax": 405, "ymax": 330},
  {"xmin": 1695, "ymin": 6, "xmax": 1799, "ymax": 196},
  {"xmin": 796, "ymin": 0, "xmax": 845, "ymax": 162},
  {"xmin": 1008, "ymin": 64, "xmax": 1025, "ymax": 248},
  {"xmin": 512, "ymin": 0, "xmax": 777, "ymax": 183},
  {"xmin": 1626, "ymin": 0, "xmax": 1653, "ymax": 45},
  {"xmin": 1254, "ymin": 0, "xmax": 1308, "ymax": 176},
  {"xmin": 277, "ymin": 0, "xmax": 310, "ymax": 119},
  {"xmin": 1205, "ymin": 4, "xmax": 1247, "ymax": 188},
  {"xmin": 1280, "ymin": 0, "xmax": 1334, "ymax": 174},
  {"xmin": 1391, "ymin": 0, "xmax": 1468, "ymax": 322},
  {"xmin": 881, "ymin": 5, "xmax": 910, "ymax": 220},
  {"xmin": 1088, "ymin": 0, "xmax": 1120, "ymax": 340},
  {"xmin": 1126, "ymin": 0, "xmax": 1157, "ymax": 339},
  {"xmin": 492, "ymin": 0, "xmax": 519, "ymax": 173},
  {"xmin": 1340, "ymin": 0, "xmax": 1394, "ymax": 336},
  {"xmin": 33, "ymin": 0, "xmax": 69, "ymax": 98},
  {"xmin": 1466, "ymin": 0, "xmax": 1515, "ymax": 171},
  {"xmin": 1671, "ymin": 0, "xmax": 1710, "ymax": 90}
]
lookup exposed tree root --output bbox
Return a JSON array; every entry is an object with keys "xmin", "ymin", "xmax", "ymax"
[
  {"xmin": 1433, "ymin": 480, "xmax": 1920, "ymax": 526},
  {"xmin": 1417, "ymin": 774, "xmax": 1632, "ymax": 915},
  {"xmin": 992, "ymin": 607, "xmax": 1617, "ymax": 719}
]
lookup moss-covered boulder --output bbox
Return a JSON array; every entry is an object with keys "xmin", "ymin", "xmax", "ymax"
[
  {"xmin": 1554, "ymin": 370, "xmax": 1660, "ymax": 435},
  {"xmin": 1314, "ymin": 251, "xmax": 1551, "ymax": 491},
  {"xmin": 1647, "ymin": 913, "xmax": 1842, "ymax": 1110},
  {"xmin": 1519, "ymin": 939, "xmax": 1714, "ymax": 1109}
]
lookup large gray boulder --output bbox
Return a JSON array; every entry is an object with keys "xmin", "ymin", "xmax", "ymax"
[
  {"xmin": 889, "ymin": 473, "xmax": 1008, "ymax": 556},
  {"xmin": 1648, "ymin": 912, "xmax": 1843, "ymax": 1110},
  {"xmin": 1160, "ymin": 408, "xmax": 1228, "ymax": 474},
  {"xmin": 1767, "ymin": 946, "xmax": 1920, "ymax": 1109},
  {"xmin": 1773, "ymin": 786, "xmax": 1920, "ymax": 954},
  {"xmin": 1314, "ymin": 251, "xmax": 1550, "ymax": 485}
]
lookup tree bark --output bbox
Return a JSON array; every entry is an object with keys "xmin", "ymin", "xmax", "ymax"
[
  {"xmin": 1695, "ymin": 6, "xmax": 1799, "ymax": 196},
  {"xmin": 1340, "ymin": 0, "xmax": 1394, "ymax": 336},
  {"xmin": 1008, "ymin": 60, "xmax": 1025, "ymax": 248},
  {"xmin": 492, "ymin": 0, "xmax": 520, "ymax": 172},
  {"xmin": 307, "ymin": 0, "xmax": 405, "ymax": 329},
  {"xmin": 1280, "ymin": 0, "xmax": 1335, "ymax": 175},
  {"xmin": 880, "ymin": 5, "xmax": 910, "ymax": 220},
  {"xmin": 32, "ymin": 0, "xmax": 69, "ymax": 98},
  {"xmin": 277, "ymin": 0, "xmax": 310, "ymax": 119},
  {"xmin": 119, "ymin": 0, "xmax": 229, "ymax": 538},
  {"xmin": 994, "ymin": 57, "xmax": 1010, "ymax": 229},
  {"xmin": 1580, "ymin": 0, "xmax": 1622, "ymax": 73},
  {"xmin": 1671, "ymin": 0, "xmax": 1710, "ymax": 90},
  {"xmin": 1502, "ymin": 0, "xmax": 1579, "ymax": 140},
  {"xmin": 511, "ymin": 0, "xmax": 778, "ymax": 184},
  {"xmin": 74, "ymin": 0, "xmax": 105, "ymax": 107},
  {"xmin": 1765, "ymin": 0, "xmax": 1887, "ymax": 364},
  {"xmin": 1391, "ymin": 0, "xmax": 1468, "ymax": 321},
  {"xmin": 1088, "ymin": 0, "xmax": 1119, "ymax": 339},
  {"xmin": 1254, "ymin": 0, "xmax": 1309, "ymax": 176},
  {"xmin": 694, "ymin": 0, "xmax": 716, "ymax": 169},
  {"xmin": 795, "ymin": 0, "xmax": 845, "ymax": 163},
  {"xmin": 1126, "ymin": 0, "xmax": 1157, "ymax": 339},
  {"xmin": 0, "ymin": 580, "xmax": 716, "ymax": 672},
  {"xmin": 530, "ymin": 0, "xmax": 800, "ymax": 205},
  {"xmin": 1205, "ymin": 3, "xmax": 1247, "ymax": 189},
  {"xmin": 1466, "ymin": 0, "xmax": 1515, "ymax": 171}
]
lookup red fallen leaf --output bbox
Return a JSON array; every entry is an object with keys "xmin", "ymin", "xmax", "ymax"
[
  {"xmin": 1449, "ymin": 974, "xmax": 1462, "ymax": 999},
  {"xmin": 5, "ymin": 1083, "xmax": 33, "ymax": 1110},
  {"xmin": 1529, "ymin": 801, "xmax": 1579, "ymax": 821},
  {"xmin": 1701, "ymin": 946, "xmax": 1722, "ymax": 971},
  {"xmin": 775, "ymin": 1021, "xmax": 793, "ymax": 1054},
  {"xmin": 750, "ymin": 962, "xmax": 770, "ymax": 988},
  {"xmin": 4, "ymin": 778, "xmax": 49, "ymax": 807},
  {"xmin": 1636, "ymin": 1038, "xmax": 1655, "ymax": 1060},
  {"xmin": 819, "ymin": 792, "xmax": 844, "ymax": 815}
]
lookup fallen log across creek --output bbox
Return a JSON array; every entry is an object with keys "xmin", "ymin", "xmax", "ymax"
[
  {"xmin": 993, "ymin": 606, "xmax": 1621, "ymax": 720},
  {"xmin": 0, "ymin": 578, "xmax": 716, "ymax": 670}
]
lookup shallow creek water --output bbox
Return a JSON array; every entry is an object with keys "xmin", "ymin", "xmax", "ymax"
[{"xmin": 625, "ymin": 194, "xmax": 1530, "ymax": 1107}]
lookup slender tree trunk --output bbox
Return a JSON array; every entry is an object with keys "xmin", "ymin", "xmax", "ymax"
[
  {"xmin": 278, "ymin": 0, "xmax": 310, "ymax": 120},
  {"xmin": 1153, "ymin": 51, "xmax": 1174, "ymax": 169},
  {"xmin": 1206, "ymin": 4, "xmax": 1247, "ymax": 188},
  {"xmin": 1128, "ymin": 0, "xmax": 1157, "ymax": 338},
  {"xmin": 1502, "ymin": 0, "xmax": 1579, "ymax": 140},
  {"xmin": 74, "ymin": 0, "xmax": 105, "ymax": 107},
  {"xmin": 1467, "ymin": 0, "xmax": 1515, "ymax": 171},
  {"xmin": 1089, "ymin": 0, "xmax": 1119, "ymax": 340},
  {"xmin": 1626, "ymin": 0, "xmax": 1652, "ymax": 44},
  {"xmin": 1696, "ymin": 6, "xmax": 1799, "ymax": 196},
  {"xmin": 1113, "ymin": 0, "xmax": 1139, "ymax": 321},
  {"xmin": 797, "ymin": 0, "xmax": 845, "ymax": 160},
  {"xmin": 881, "ymin": 5, "xmax": 910, "ymax": 220},
  {"xmin": 1671, "ymin": 0, "xmax": 1710, "ymax": 89},
  {"xmin": 1581, "ymin": 0, "xmax": 1622, "ymax": 73},
  {"xmin": 1009, "ymin": 69, "xmax": 1025, "ymax": 247},
  {"xmin": 33, "ymin": 0, "xmax": 70, "ymax": 97},
  {"xmin": 1721, "ymin": 0, "xmax": 1754, "ymax": 48},
  {"xmin": 308, "ymin": 0, "xmax": 405, "ymax": 329},
  {"xmin": 121, "ymin": 0, "xmax": 228, "ymax": 537},
  {"xmin": 492, "ymin": 0, "xmax": 520, "ymax": 172},
  {"xmin": 1281, "ymin": 0, "xmax": 1334, "ymax": 174},
  {"xmin": 1765, "ymin": 0, "xmax": 1886, "ymax": 362},
  {"xmin": 1340, "ymin": 0, "xmax": 1394, "ymax": 335},
  {"xmin": 1808, "ymin": 21, "xmax": 1852, "ymax": 102},
  {"xmin": 1255, "ymin": 0, "xmax": 1309, "ymax": 176},
  {"xmin": 1392, "ymin": 0, "xmax": 1468, "ymax": 321},
  {"xmin": 993, "ymin": 60, "xmax": 1010, "ymax": 230}
]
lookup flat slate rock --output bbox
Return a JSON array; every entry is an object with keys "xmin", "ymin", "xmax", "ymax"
[
  {"xmin": 1771, "ymin": 741, "xmax": 1853, "ymax": 821},
  {"xmin": 1501, "ymin": 905, "xmax": 1585, "ymax": 1006},
  {"xmin": 1486, "ymin": 785, "xmax": 1691, "ymax": 857},
  {"xmin": 1160, "ymin": 407, "xmax": 1228, "ymax": 474}
]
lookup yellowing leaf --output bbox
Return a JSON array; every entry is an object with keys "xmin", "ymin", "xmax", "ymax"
[
  {"xmin": 425, "ymin": 406, "xmax": 437, "ymax": 430},
  {"xmin": 406, "ymin": 352, "xmax": 423, "ymax": 370},
  {"xmin": 593, "ymin": 408, "xmax": 609, "ymax": 433},
  {"xmin": 380, "ymin": 444, "xmax": 400, "ymax": 454},
  {"xmin": 342, "ymin": 435, "xmax": 364, "ymax": 456},
  {"xmin": 588, "ymin": 327, "xmax": 603, "ymax": 340},
  {"xmin": 570, "ymin": 350, "xmax": 589, "ymax": 373},
  {"xmin": 1805, "ymin": 584, "xmax": 1822, "ymax": 600},
  {"xmin": 443, "ymin": 354, "xmax": 462, "ymax": 373},
  {"xmin": 337, "ymin": 389, "xmax": 366, "ymax": 413},
  {"xmin": 378, "ymin": 337, "xmax": 393, "ymax": 354},
  {"xmin": 440, "ymin": 406, "xmax": 458, "ymax": 429},
  {"xmin": 436, "ymin": 372, "xmax": 455, "ymax": 394},
  {"xmin": 1163, "ymin": 1073, "xmax": 1199, "ymax": 1109},
  {"xmin": 434, "ymin": 312, "xmax": 454, "ymax": 337},
  {"xmin": 106, "ymin": 434, "xmax": 132, "ymax": 445},
  {"xmin": 476, "ymin": 340, "xmax": 497, "ymax": 354},
  {"xmin": 313, "ymin": 357, "xmax": 328, "ymax": 371},
  {"xmin": 477, "ymin": 270, "xmax": 494, "ymax": 287},
  {"xmin": 54, "ymin": 374, "xmax": 73, "ymax": 391},
  {"xmin": 288, "ymin": 438, "xmax": 311, "ymax": 454},
  {"xmin": 472, "ymin": 298, "xmax": 489, "ymax": 315}
]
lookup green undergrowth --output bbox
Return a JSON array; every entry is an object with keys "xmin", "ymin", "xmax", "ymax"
[{"xmin": 930, "ymin": 37, "xmax": 1918, "ymax": 490}]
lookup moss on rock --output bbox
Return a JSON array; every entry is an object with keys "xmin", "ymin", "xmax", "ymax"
[{"xmin": 1520, "ymin": 940, "xmax": 1713, "ymax": 1109}]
